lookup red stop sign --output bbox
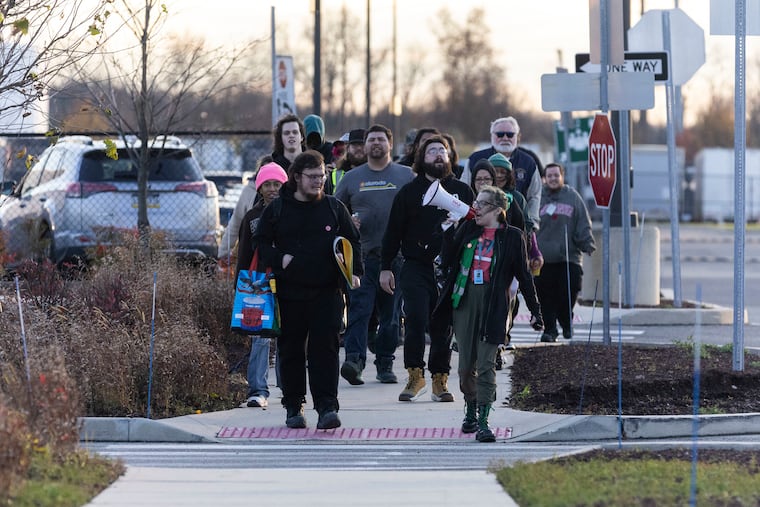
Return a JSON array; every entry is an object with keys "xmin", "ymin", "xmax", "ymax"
[{"xmin": 588, "ymin": 113, "xmax": 617, "ymax": 208}]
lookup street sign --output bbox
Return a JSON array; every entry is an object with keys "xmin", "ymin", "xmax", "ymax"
[
  {"xmin": 541, "ymin": 72, "xmax": 654, "ymax": 112},
  {"xmin": 554, "ymin": 116, "xmax": 594, "ymax": 163},
  {"xmin": 588, "ymin": 114, "xmax": 617, "ymax": 208},
  {"xmin": 575, "ymin": 52, "xmax": 669, "ymax": 82},
  {"xmin": 628, "ymin": 8, "xmax": 705, "ymax": 86}
]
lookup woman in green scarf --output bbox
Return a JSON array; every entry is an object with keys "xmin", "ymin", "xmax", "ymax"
[{"xmin": 434, "ymin": 186, "xmax": 544, "ymax": 443}]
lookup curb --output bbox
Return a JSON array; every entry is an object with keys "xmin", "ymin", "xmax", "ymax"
[
  {"xmin": 79, "ymin": 417, "xmax": 214, "ymax": 443},
  {"xmin": 511, "ymin": 413, "xmax": 760, "ymax": 442},
  {"xmin": 577, "ymin": 298, "xmax": 743, "ymax": 326}
]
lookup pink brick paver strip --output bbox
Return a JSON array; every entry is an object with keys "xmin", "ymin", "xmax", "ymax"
[{"xmin": 217, "ymin": 426, "xmax": 513, "ymax": 439}]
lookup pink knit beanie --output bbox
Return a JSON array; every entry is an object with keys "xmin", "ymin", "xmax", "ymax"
[{"xmin": 254, "ymin": 162, "xmax": 288, "ymax": 190}]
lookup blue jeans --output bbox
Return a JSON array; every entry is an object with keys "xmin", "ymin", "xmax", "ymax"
[
  {"xmin": 343, "ymin": 256, "xmax": 402, "ymax": 366},
  {"xmin": 246, "ymin": 336, "xmax": 271, "ymax": 398}
]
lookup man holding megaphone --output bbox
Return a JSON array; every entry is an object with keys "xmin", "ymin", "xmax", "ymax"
[{"xmin": 380, "ymin": 136, "xmax": 475, "ymax": 404}]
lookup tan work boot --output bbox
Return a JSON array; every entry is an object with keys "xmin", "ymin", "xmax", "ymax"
[
  {"xmin": 430, "ymin": 372, "xmax": 455, "ymax": 402},
  {"xmin": 398, "ymin": 367, "xmax": 426, "ymax": 401}
]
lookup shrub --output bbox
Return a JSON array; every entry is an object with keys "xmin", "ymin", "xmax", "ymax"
[
  {"xmin": 0, "ymin": 229, "xmax": 239, "ymax": 419},
  {"xmin": 0, "ymin": 398, "xmax": 30, "ymax": 503}
]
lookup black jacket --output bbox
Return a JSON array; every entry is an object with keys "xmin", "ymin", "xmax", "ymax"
[
  {"xmin": 433, "ymin": 220, "xmax": 542, "ymax": 345},
  {"xmin": 252, "ymin": 187, "xmax": 362, "ymax": 300},
  {"xmin": 381, "ymin": 173, "xmax": 474, "ymax": 270},
  {"xmin": 235, "ymin": 199, "xmax": 267, "ymax": 279}
]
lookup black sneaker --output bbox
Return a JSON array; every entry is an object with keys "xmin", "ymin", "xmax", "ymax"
[
  {"xmin": 476, "ymin": 427, "xmax": 496, "ymax": 443},
  {"xmin": 540, "ymin": 332, "xmax": 558, "ymax": 343},
  {"xmin": 285, "ymin": 405, "xmax": 306, "ymax": 429},
  {"xmin": 562, "ymin": 328, "xmax": 573, "ymax": 339},
  {"xmin": 316, "ymin": 410, "xmax": 341, "ymax": 430},
  {"xmin": 340, "ymin": 359, "xmax": 364, "ymax": 385}
]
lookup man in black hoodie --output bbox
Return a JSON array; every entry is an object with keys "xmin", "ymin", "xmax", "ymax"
[
  {"xmin": 380, "ymin": 136, "xmax": 474, "ymax": 404},
  {"xmin": 253, "ymin": 150, "xmax": 362, "ymax": 430}
]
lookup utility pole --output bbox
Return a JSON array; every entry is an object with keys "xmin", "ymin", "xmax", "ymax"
[
  {"xmin": 313, "ymin": 0, "xmax": 321, "ymax": 115},
  {"xmin": 365, "ymin": 0, "xmax": 371, "ymax": 126}
]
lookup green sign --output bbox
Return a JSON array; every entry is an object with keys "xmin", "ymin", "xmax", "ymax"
[{"xmin": 554, "ymin": 116, "xmax": 594, "ymax": 164}]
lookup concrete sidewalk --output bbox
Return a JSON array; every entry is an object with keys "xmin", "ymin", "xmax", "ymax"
[
  {"xmin": 82, "ymin": 299, "xmax": 760, "ymax": 507},
  {"xmin": 80, "ymin": 295, "xmax": 752, "ymax": 445}
]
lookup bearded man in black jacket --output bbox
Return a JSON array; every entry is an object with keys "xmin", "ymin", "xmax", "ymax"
[
  {"xmin": 380, "ymin": 136, "xmax": 475, "ymax": 404},
  {"xmin": 253, "ymin": 150, "xmax": 362, "ymax": 430}
]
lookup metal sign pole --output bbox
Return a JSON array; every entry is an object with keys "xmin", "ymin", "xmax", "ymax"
[
  {"xmin": 732, "ymin": 0, "xmax": 746, "ymax": 371},
  {"xmin": 620, "ymin": 110, "xmax": 632, "ymax": 306},
  {"xmin": 600, "ymin": 0, "xmax": 611, "ymax": 345},
  {"xmin": 663, "ymin": 11, "xmax": 683, "ymax": 308}
]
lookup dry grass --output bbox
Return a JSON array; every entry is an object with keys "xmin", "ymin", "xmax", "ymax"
[{"xmin": 0, "ymin": 232, "xmax": 245, "ymax": 502}]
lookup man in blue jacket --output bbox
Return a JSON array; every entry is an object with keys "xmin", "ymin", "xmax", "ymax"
[{"xmin": 466, "ymin": 116, "xmax": 542, "ymax": 232}]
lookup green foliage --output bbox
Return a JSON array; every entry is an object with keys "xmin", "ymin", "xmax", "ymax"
[
  {"xmin": 514, "ymin": 385, "xmax": 531, "ymax": 402},
  {"xmin": 6, "ymin": 449, "xmax": 123, "ymax": 507},
  {"xmin": 674, "ymin": 337, "xmax": 733, "ymax": 360},
  {"xmin": 12, "ymin": 18, "xmax": 29, "ymax": 35},
  {"xmin": 104, "ymin": 139, "xmax": 117, "ymax": 159},
  {"xmin": 496, "ymin": 451, "xmax": 760, "ymax": 506}
]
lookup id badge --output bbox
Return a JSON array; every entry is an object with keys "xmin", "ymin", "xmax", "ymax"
[{"xmin": 473, "ymin": 269, "xmax": 484, "ymax": 285}]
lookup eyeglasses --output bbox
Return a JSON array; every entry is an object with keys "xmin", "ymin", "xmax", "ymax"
[
  {"xmin": 493, "ymin": 131, "xmax": 517, "ymax": 139},
  {"xmin": 472, "ymin": 199, "xmax": 498, "ymax": 209},
  {"xmin": 425, "ymin": 147, "xmax": 447, "ymax": 156},
  {"xmin": 299, "ymin": 172, "xmax": 326, "ymax": 182},
  {"xmin": 474, "ymin": 177, "xmax": 493, "ymax": 184}
]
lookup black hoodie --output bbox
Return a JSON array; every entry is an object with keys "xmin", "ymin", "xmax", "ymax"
[
  {"xmin": 381, "ymin": 173, "xmax": 474, "ymax": 270},
  {"xmin": 252, "ymin": 186, "xmax": 362, "ymax": 300}
]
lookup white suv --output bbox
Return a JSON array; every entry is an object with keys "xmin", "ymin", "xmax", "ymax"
[{"xmin": 0, "ymin": 135, "xmax": 220, "ymax": 267}]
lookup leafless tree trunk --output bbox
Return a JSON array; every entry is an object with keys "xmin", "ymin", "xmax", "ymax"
[{"xmin": 67, "ymin": 0, "xmax": 261, "ymax": 254}]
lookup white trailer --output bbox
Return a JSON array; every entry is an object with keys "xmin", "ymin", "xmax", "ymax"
[{"xmin": 693, "ymin": 148, "xmax": 760, "ymax": 222}]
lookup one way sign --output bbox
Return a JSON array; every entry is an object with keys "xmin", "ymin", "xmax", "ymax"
[{"xmin": 575, "ymin": 51, "xmax": 669, "ymax": 82}]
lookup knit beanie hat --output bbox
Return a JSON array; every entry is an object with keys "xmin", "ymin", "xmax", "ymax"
[
  {"xmin": 488, "ymin": 153, "xmax": 512, "ymax": 171},
  {"xmin": 255, "ymin": 162, "xmax": 288, "ymax": 191}
]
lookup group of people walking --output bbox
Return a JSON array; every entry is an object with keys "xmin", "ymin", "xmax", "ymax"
[{"xmin": 223, "ymin": 113, "xmax": 596, "ymax": 441}]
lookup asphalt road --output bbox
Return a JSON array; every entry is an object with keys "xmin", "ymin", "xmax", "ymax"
[{"xmin": 658, "ymin": 222, "xmax": 760, "ymax": 324}]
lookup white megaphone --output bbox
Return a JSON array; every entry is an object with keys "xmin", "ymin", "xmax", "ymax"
[{"xmin": 422, "ymin": 180, "xmax": 475, "ymax": 220}]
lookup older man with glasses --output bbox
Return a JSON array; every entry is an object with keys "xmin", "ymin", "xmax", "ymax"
[{"xmin": 464, "ymin": 116, "xmax": 542, "ymax": 233}]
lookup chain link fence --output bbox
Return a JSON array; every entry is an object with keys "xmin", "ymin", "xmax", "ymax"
[{"xmin": 0, "ymin": 131, "xmax": 272, "ymax": 267}]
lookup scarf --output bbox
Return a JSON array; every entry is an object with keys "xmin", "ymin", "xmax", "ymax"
[{"xmin": 451, "ymin": 240, "xmax": 476, "ymax": 309}]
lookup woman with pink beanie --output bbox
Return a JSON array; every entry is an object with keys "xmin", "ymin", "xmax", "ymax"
[{"xmin": 235, "ymin": 160, "xmax": 288, "ymax": 408}]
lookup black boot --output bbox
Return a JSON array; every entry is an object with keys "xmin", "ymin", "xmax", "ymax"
[
  {"xmin": 341, "ymin": 354, "xmax": 365, "ymax": 385},
  {"xmin": 476, "ymin": 404, "xmax": 496, "ymax": 442},
  {"xmin": 285, "ymin": 404, "xmax": 306, "ymax": 429},
  {"xmin": 375, "ymin": 356, "xmax": 398, "ymax": 383},
  {"xmin": 461, "ymin": 400, "xmax": 478, "ymax": 433},
  {"xmin": 316, "ymin": 400, "xmax": 341, "ymax": 430}
]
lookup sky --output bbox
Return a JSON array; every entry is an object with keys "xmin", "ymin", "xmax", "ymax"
[{"xmin": 162, "ymin": 0, "xmax": 748, "ymax": 126}]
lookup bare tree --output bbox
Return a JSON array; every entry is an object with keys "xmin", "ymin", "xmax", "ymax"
[
  {"xmin": 428, "ymin": 7, "xmax": 512, "ymax": 144},
  {"xmin": 0, "ymin": 0, "xmax": 110, "ymax": 130},
  {"xmin": 67, "ymin": 0, "xmax": 261, "ymax": 241}
]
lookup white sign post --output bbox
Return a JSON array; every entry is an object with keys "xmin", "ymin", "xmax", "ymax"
[
  {"xmin": 710, "ymin": 0, "xmax": 756, "ymax": 371},
  {"xmin": 629, "ymin": 8, "xmax": 705, "ymax": 310}
]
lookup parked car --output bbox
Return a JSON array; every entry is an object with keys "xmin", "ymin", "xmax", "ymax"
[
  {"xmin": 204, "ymin": 170, "xmax": 244, "ymax": 227},
  {"xmin": 0, "ymin": 135, "xmax": 220, "ymax": 267}
]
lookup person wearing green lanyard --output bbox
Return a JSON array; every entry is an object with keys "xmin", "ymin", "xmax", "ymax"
[{"xmin": 434, "ymin": 186, "xmax": 544, "ymax": 442}]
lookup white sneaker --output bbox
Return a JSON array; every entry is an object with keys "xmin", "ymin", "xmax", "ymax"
[{"xmin": 246, "ymin": 395, "xmax": 268, "ymax": 408}]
